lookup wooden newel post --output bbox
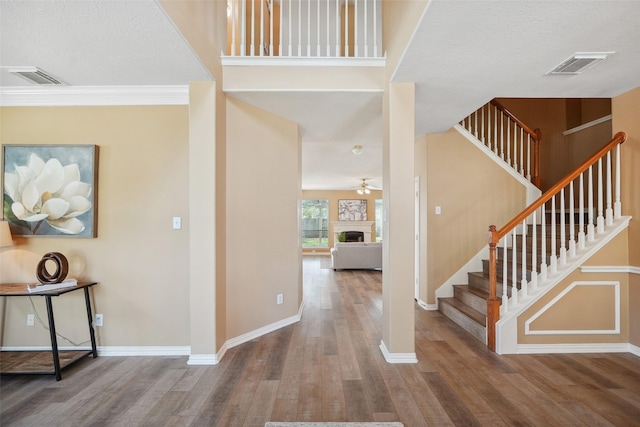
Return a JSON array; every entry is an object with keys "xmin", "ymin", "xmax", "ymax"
[
  {"xmin": 487, "ymin": 225, "xmax": 500, "ymax": 352},
  {"xmin": 532, "ymin": 128, "xmax": 542, "ymax": 188}
]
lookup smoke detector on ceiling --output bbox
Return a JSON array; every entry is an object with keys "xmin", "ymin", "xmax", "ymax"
[
  {"xmin": 546, "ymin": 52, "xmax": 614, "ymax": 75},
  {"xmin": 8, "ymin": 67, "xmax": 65, "ymax": 85}
]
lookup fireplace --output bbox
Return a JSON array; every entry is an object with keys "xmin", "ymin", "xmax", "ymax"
[
  {"xmin": 343, "ymin": 231, "xmax": 364, "ymax": 242},
  {"xmin": 332, "ymin": 221, "xmax": 374, "ymax": 243}
]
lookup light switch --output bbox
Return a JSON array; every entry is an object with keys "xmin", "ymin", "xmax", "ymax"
[
  {"xmin": 172, "ymin": 217, "xmax": 182, "ymax": 229},
  {"xmin": 435, "ymin": 206, "xmax": 442, "ymax": 215}
]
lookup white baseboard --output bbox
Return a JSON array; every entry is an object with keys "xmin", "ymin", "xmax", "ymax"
[
  {"xmin": 516, "ymin": 342, "xmax": 632, "ymax": 354},
  {"xmin": 630, "ymin": 343, "xmax": 640, "ymax": 357},
  {"xmin": 224, "ymin": 301, "xmax": 305, "ymax": 351},
  {"xmin": 379, "ymin": 340, "xmax": 418, "ymax": 364},
  {"xmin": 0, "ymin": 345, "xmax": 191, "ymax": 356},
  {"xmin": 417, "ymin": 299, "xmax": 437, "ymax": 311}
]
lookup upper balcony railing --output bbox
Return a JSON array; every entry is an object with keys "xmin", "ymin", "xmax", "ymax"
[{"xmin": 226, "ymin": 0, "xmax": 383, "ymax": 58}]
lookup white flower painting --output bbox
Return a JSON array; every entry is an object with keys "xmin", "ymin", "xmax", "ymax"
[{"xmin": 3, "ymin": 145, "xmax": 98, "ymax": 237}]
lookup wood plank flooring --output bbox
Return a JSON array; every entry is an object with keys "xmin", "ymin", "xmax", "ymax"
[{"xmin": 1, "ymin": 256, "xmax": 639, "ymax": 426}]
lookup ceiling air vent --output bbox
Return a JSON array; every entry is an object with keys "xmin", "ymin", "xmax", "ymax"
[
  {"xmin": 9, "ymin": 67, "xmax": 65, "ymax": 85},
  {"xmin": 546, "ymin": 52, "xmax": 613, "ymax": 75}
]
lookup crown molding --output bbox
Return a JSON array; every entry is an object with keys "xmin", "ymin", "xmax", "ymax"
[{"xmin": 0, "ymin": 85, "xmax": 189, "ymax": 107}]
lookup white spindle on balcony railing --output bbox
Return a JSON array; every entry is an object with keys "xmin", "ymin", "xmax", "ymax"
[
  {"xmin": 227, "ymin": 0, "xmax": 383, "ymax": 58},
  {"xmin": 486, "ymin": 132, "xmax": 627, "ymax": 351},
  {"xmin": 460, "ymin": 100, "xmax": 541, "ymax": 188}
]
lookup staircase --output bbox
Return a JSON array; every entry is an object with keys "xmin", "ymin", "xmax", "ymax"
[
  {"xmin": 440, "ymin": 102, "xmax": 628, "ymax": 350},
  {"xmin": 438, "ymin": 221, "xmax": 581, "ymax": 344}
]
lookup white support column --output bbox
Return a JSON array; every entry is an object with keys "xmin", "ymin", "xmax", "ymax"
[{"xmin": 381, "ymin": 82, "xmax": 417, "ymax": 363}]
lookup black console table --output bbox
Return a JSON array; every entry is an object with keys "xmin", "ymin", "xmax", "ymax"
[{"xmin": 0, "ymin": 281, "xmax": 98, "ymax": 380}]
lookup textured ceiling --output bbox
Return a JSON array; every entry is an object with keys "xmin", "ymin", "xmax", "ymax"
[{"xmin": 2, "ymin": 0, "xmax": 640, "ymax": 191}]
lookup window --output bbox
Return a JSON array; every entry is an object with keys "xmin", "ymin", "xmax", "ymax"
[
  {"xmin": 375, "ymin": 199, "xmax": 383, "ymax": 242},
  {"xmin": 301, "ymin": 199, "xmax": 329, "ymax": 248}
]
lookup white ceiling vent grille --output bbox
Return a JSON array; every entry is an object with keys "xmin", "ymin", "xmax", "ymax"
[
  {"xmin": 546, "ymin": 52, "xmax": 613, "ymax": 75},
  {"xmin": 9, "ymin": 67, "xmax": 65, "ymax": 85}
]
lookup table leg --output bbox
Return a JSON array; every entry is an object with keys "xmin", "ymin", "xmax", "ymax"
[
  {"xmin": 84, "ymin": 287, "xmax": 98, "ymax": 358},
  {"xmin": 45, "ymin": 296, "xmax": 62, "ymax": 381}
]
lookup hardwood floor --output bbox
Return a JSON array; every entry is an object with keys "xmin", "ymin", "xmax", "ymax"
[{"xmin": 2, "ymin": 256, "xmax": 640, "ymax": 426}]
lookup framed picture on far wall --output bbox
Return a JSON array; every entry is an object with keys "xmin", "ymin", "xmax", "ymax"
[
  {"xmin": 338, "ymin": 199, "xmax": 367, "ymax": 221},
  {"xmin": 2, "ymin": 144, "xmax": 99, "ymax": 237}
]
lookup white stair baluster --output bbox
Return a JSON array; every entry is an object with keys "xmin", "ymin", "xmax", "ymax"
[
  {"xmin": 326, "ymin": 0, "xmax": 329, "ymax": 56},
  {"xmin": 481, "ymin": 106, "xmax": 485, "ymax": 143},
  {"xmin": 615, "ymin": 144, "xmax": 622, "ymax": 219},
  {"xmin": 520, "ymin": 127, "xmax": 525, "ymax": 176},
  {"xmin": 271, "ymin": 0, "xmax": 275, "ymax": 55},
  {"xmin": 502, "ymin": 233, "xmax": 509, "ymax": 310},
  {"xmin": 559, "ymin": 188, "xmax": 567, "ymax": 266},
  {"xmin": 344, "ymin": 0, "xmax": 349, "ymax": 56},
  {"xmin": 335, "ymin": 0, "xmax": 339, "ymax": 57},
  {"xmin": 597, "ymin": 158, "xmax": 605, "ymax": 234},
  {"xmin": 241, "ymin": 0, "xmax": 247, "ymax": 56},
  {"xmin": 606, "ymin": 151, "xmax": 613, "ymax": 226},
  {"xmin": 569, "ymin": 181, "xmax": 576, "ymax": 258},
  {"xmin": 511, "ymin": 231, "xmax": 518, "ymax": 306},
  {"xmin": 506, "ymin": 117, "xmax": 511, "ymax": 167},
  {"xmin": 373, "ymin": 0, "xmax": 378, "ymax": 57},
  {"xmin": 540, "ymin": 201, "xmax": 548, "ymax": 282},
  {"xmin": 493, "ymin": 106, "xmax": 498, "ymax": 155},
  {"xmin": 307, "ymin": 0, "xmax": 311, "ymax": 56},
  {"xmin": 231, "ymin": 0, "xmax": 237, "ymax": 55},
  {"xmin": 613, "ymin": 144, "xmax": 622, "ymax": 219},
  {"xmin": 578, "ymin": 172, "xmax": 586, "ymax": 250},
  {"xmin": 588, "ymin": 165, "xmax": 595, "ymax": 241},
  {"xmin": 521, "ymin": 219, "xmax": 528, "ymax": 298},
  {"xmin": 531, "ymin": 211, "xmax": 537, "ymax": 291},
  {"xmin": 526, "ymin": 134, "xmax": 531, "ymax": 181},
  {"xmin": 364, "ymin": 0, "xmax": 368, "ymax": 57},
  {"xmin": 251, "ymin": 0, "xmax": 255, "ymax": 56},
  {"xmin": 550, "ymin": 195, "xmax": 557, "ymax": 273},
  {"xmin": 500, "ymin": 113, "xmax": 505, "ymax": 160},
  {"xmin": 354, "ymin": 0, "xmax": 358, "ymax": 57},
  {"xmin": 288, "ymin": 0, "xmax": 293, "ymax": 56}
]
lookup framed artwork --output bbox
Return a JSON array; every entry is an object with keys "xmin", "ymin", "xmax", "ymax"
[
  {"xmin": 2, "ymin": 144, "xmax": 99, "ymax": 237},
  {"xmin": 338, "ymin": 199, "xmax": 367, "ymax": 221}
]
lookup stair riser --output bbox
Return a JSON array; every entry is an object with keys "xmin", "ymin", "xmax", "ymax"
[
  {"xmin": 438, "ymin": 300, "xmax": 486, "ymax": 343},
  {"xmin": 454, "ymin": 286, "xmax": 487, "ymax": 315},
  {"xmin": 481, "ymin": 260, "xmax": 533, "ymax": 281},
  {"xmin": 468, "ymin": 273, "xmax": 515, "ymax": 296}
]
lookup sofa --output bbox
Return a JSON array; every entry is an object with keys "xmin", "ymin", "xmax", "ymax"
[{"xmin": 330, "ymin": 242, "xmax": 382, "ymax": 270}]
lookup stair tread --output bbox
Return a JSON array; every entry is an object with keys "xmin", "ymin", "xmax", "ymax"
[
  {"xmin": 454, "ymin": 284, "xmax": 490, "ymax": 299},
  {"xmin": 439, "ymin": 297, "xmax": 486, "ymax": 326}
]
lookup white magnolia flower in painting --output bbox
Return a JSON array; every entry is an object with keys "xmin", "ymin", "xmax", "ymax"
[{"xmin": 4, "ymin": 153, "xmax": 92, "ymax": 234}]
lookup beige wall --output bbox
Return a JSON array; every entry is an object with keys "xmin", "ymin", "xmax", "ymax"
[
  {"xmin": 497, "ymin": 98, "xmax": 612, "ymax": 192},
  {"xmin": 1, "ymin": 105, "xmax": 191, "ymax": 347},
  {"xmin": 302, "ymin": 189, "xmax": 382, "ymax": 253},
  {"xmin": 382, "ymin": 0, "xmax": 428, "ymax": 78},
  {"xmin": 612, "ymin": 87, "xmax": 640, "ymax": 346},
  {"xmin": 418, "ymin": 128, "xmax": 528, "ymax": 304},
  {"xmin": 518, "ymin": 232, "xmax": 629, "ymax": 344},
  {"xmin": 225, "ymin": 97, "xmax": 302, "ymax": 339}
]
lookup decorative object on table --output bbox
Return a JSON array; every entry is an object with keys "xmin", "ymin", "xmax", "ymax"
[
  {"xmin": 2, "ymin": 144, "xmax": 99, "ymax": 237},
  {"xmin": 0, "ymin": 220, "xmax": 13, "ymax": 248},
  {"xmin": 338, "ymin": 199, "xmax": 367, "ymax": 221},
  {"xmin": 36, "ymin": 252, "xmax": 69, "ymax": 283}
]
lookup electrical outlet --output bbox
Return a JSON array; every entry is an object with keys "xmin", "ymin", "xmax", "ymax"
[
  {"xmin": 27, "ymin": 314, "xmax": 35, "ymax": 326},
  {"xmin": 276, "ymin": 293, "xmax": 284, "ymax": 305},
  {"xmin": 95, "ymin": 314, "xmax": 104, "ymax": 327}
]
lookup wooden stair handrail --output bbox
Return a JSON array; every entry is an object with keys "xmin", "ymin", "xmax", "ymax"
[
  {"xmin": 490, "ymin": 99, "xmax": 542, "ymax": 187},
  {"xmin": 486, "ymin": 131, "xmax": 627, "ymax": 352},
  {"xmin": 490, "ymin": 99, "xmax": 541, "ymax": 141},
  {"xmin": 490, "ymin": 131, "xmax": 627, "ymax": 243}
]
